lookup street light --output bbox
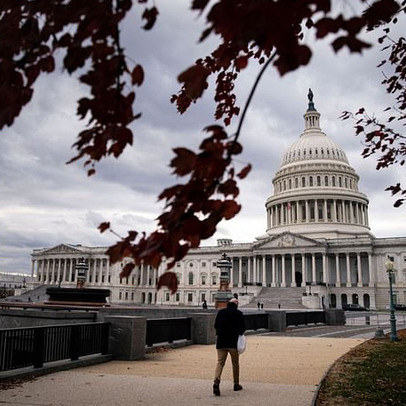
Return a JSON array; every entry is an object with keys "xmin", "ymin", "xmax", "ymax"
[
  {"xmin": 385, "ymin": 256, "xmax": 398, "ymax": 342},
  {"xmin": 214, "ymin": 253, "xmax": 233, "ymax": 308}
]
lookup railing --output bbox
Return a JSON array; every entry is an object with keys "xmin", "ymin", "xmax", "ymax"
[
  {"xmin": 146, "ymin": 318, "xmax": 192, "ymax": 347},
  {"xmin": 286, "ymin": 311, "xmax": 325, "ymax": 327},
  {"xmin": 243, "ymin": 313, "xmax": 269, "ymax": 330},
  {"xmin": 0, "ymin": 322, "xmax": 109, "ymax": 372}
]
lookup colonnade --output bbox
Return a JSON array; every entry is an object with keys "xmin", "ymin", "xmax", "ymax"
[
  {"xmin": 267, "ymin": 199, "xmax": 369, "ymax": 228},
  {"xmin": 229, "ymin": 251, "xmax": 373, "ymax": 288},
  {"xmin": 33, "ymin": 256, "xmax": 111, "ymax": 285}
]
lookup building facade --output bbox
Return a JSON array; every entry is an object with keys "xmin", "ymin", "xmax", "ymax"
[{"xmin": 31, "ymin": 94, "xmax": 406, "ymax": 309}]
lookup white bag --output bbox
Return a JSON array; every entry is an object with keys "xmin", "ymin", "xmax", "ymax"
[{"xmin": 237, "ymin": 335, "xmax": 246, "ymax": 354}]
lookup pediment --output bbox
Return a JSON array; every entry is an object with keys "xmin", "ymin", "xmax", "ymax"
[
  {"xmin": 41, "ymin": 244, "xmax": 84, "ymax": 255},
  {"xmin": 253, "ymin": 232, "xmax": 325, "ymax": 250}
]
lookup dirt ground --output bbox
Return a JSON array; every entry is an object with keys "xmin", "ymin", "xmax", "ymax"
[{"xmin": 78, "ymin": 335, "xmax": 365, "ymax": 386}]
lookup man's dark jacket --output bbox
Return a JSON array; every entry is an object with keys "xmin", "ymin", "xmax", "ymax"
[{"xmin": 214, "ymin": 302, "xmax": 245, "ymax": 349}]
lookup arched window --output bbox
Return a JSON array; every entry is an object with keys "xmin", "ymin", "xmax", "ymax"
[
  {"xmin": 317, "ymin": 176, "xmax": 321, "ymax": 186},
  {"xmin": 289, "ymin": 179, "xmax": 292, "ymax": 189},
  {"xmin": 295, "ymin": 178, "xmax": 298, "ymax": 188},
  {"xmin": 302, "ymin": 177, "xmax": 306, "ymax": 187},
  {"xmin": 309, "ymin": 176, "xmax": 313, "ymax": 187},
  {"xmin": 332, "ymin": 176, "xmax": 336, "ymax": 187},
  {"xmin": 325, "ymin": 176, "xmax": 329, "ymax": 186},
  {"xmin": 188, "ymin": 272, "xmax": 194, "ymax": 285}
]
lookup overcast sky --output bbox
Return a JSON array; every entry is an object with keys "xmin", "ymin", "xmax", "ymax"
[{"xmin": 1, "ymin": 1, "xmax": 405, "ymax": 274}]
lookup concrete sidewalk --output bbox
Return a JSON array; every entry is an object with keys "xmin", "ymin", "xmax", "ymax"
[{"xmin": 0, "ymin": 335, "xmax": 365, "ymax": 406}]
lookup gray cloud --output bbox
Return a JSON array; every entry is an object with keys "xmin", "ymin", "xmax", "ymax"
[{"xmin": 1, "ymin": 1, "xmax": 405, "ymax": 272}]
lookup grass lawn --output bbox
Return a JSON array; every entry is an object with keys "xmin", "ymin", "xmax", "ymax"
[{"xmin": 316, "ymin": 328, "xmax": 406, "ymax": 405}]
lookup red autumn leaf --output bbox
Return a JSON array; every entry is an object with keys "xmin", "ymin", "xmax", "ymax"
[
  {"xmin": 178, "ymin": 64, "xmax": 210, "ymax": 100},
  {"xmin": 171, "ymin": 148, "xmax": 197, "ymax": 175},
  {"xmin": 235, "ymin": 55, "xmax": 248, "ymax": 70},
  {"xmin": 237, "ymin": 163, "xmax": 252, "ymax": 179},
  {"xmin": 98, "ymin": 222, "xmax": 110, "ymax": 233},
  {"xmin": 222, "ymin": 200, "xmax": 241, "ymax": 220},
  {"xmin": 131, "ymin": 65, "xmax": 144, "ymax": 86},
  {"xmin": 157, "ymin": 272, "xmax": 178, "ymax": 294},
  {"xmin": 142, "ymin": 7, "xmax": 159, "ymax": 30}
]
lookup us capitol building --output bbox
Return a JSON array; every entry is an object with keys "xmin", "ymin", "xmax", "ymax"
[{"xmin": 31, "ymin": 93, "xmax": 406, "ymax": 310}]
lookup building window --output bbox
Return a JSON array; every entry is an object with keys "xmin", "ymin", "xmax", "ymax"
[
  {"xmin": 325, "ymin": 176, "xmax": 328, "ymax": 186},
  {"xmin": 176, "ymin": 293, "xmax": 180, "ymax": 301},
  {"xmin": 339, "ymin": 177, "xmax": 342, "ymax": 187},
  {"xmin": 188, "ymin": 272, "xmax": 194, "ymax": 285},
  {"xmin": 317, "ymin": 176, "xmax": 321, "ymax": 186},
  {"xmin": 189, "ymin": 262, "xmax": 194, "ymax": 267},
  {"xmin": 201, "ymin": 293, "xmax": 206, "ymax": 302},
  {"xmin": 309, "ymin": 176, "xmax": 313, "ymax": 187},
  {"xmin": 165, "ymin": 292, "xmax": 170, "ymax": 301},
  {"xmin": 125, "ymin": 291, "xmax": 128, "ymax": 300},
  {"xmin": 202, "ymin": 261, "xmax": 206, "ymax": 267},
  {"xmin": 302, "ymin": 177, "xmax": 306, "ymax": 187},
  {"xmin": 295, "ymin": 178, "xmax": 298, "ymax": 188},
  {"xmin": 188, "ymin": 293, "xmax": 193, "ymax": 302},
  {"xmin": 102, "ymin": 275, "xmax": 105, "ymax": 283},
  {"xmin": 201, "ymin": 275, "xmax": 206, "ymax": 285},
  {"xmin": 212, "ymin": 275, "xmax": 217, "ymax": 285},
  {"xmin": 332, "ymin": 176, "xmax": 336, "ymax": 187},
  {"xmin": 176, "ymin": 262, "xmax": 181, "ymax": 267},
  {"xmin": 119, "ymin": 291, "xmax": 122, "ymax": 300}
]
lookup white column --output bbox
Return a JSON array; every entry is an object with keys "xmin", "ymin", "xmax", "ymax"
[
  {"xmin": 315, "ymin": 200, "xmax": 319, "ymax": 222},
  {"xmin": 230, "ymin": 258, "xmax": 234, "ymax": 286},
  {"xmin": 98, "ymin": 258, "xmax": 103, "ymax": 285},
  {"xmin": 311, "ymin": 253, "xmax": 316, "ymax": 284},
  {"xmin": 333, "ymin": 200, "xmax": 337, "ymax": 222},
  {"xmin": 247, "ymin": 257, "xmax": 251, "ymax": 283},
  {"xmin": 291, "ymin": 254, "xmax": 296, "ymax": 287},
  {"xmin": 346, "ymin": 253, "xmax": 351, "ymax": 287},
  {"xmin": 305, "ymin": 200, "xmax": 309, "ymax": 222},
  {"xmin": 324, "ymin": 200, "xmax": 327, "ymax": 221},
  {"xmin": 368, "ymin": 253, "xmax": 374, "ymax": 287},
  {"xmin": 301, "ymin": 254, "xmax": 306, "ymax": 287},
  {"xmin": 281, "ymin": 255, "xmax": 286, "ymax": 287},
  {"xmin": 262, "ymin": 255, "xmax": 267, "ymax": 287},
  {"xmin": 31, "ymin": 260, "xmax": 35, "ymax": 277},
  {"xmin": 271, "ymin": 255, "xmax": 276, "ymax": 287},
  {"xmin": 335, "ymin": 254, "xmax": 341, "ymax": 287},
  {"xmin": 322, "ymin": 254, "xmax": 327, "ymax": 284},
  {"xmin": 69, "ymin": 259, "xmax": 73, "ymax": 283},
  {"xmin": 238, "ymin": 257, "xmax": 243, "ymax": 288},
  {"xmin": 252, "ymin": 256, "xmax": 257, "ymax": 284},
  {"xmin": 357, "ymin": 253, "xmax": 362, "ymax": 287},
  {"xmin": 56, "ymin": 259, "xmax": 61, "ymax": 284}
]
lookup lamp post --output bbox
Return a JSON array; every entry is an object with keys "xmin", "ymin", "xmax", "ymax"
[
  {"xmin": 76, "ymin": 257, "xmax": 88, "ymax": 289},
  {"xmin": 214, "ymin": 253, "xmax": 233, "ymax": 309},
  {"xmin": 385, "ymin": 256, "xmax": 398, "ymax": 342}
]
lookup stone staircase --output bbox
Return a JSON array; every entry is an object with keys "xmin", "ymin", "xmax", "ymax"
[{"xmin": 241, "ymin": 286, "xmax": 307, "ymax": 310}]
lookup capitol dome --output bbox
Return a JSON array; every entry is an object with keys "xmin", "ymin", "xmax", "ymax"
[{"xmin": 264, "ymin": 90, "xmax": 371, "ymax": 239}]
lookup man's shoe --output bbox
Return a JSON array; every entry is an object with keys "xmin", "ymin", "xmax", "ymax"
[
  {"xmin": 234, "ymin": 384, "xmax": 243, "ymax": 391},
  {"xmin": 213, "ymin": 381, "xmax": 220, "ymax": 396}
]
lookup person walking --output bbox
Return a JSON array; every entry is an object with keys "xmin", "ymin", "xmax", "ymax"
[{"xmin": 213, "ymin": 298, "xmax": 245, "ymax": 396}]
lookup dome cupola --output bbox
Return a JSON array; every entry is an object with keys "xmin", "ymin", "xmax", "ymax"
[{"xmin": 263, "ymin": 90, "xmax": 371, "ymax": 240}]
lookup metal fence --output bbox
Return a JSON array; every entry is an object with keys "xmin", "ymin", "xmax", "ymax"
[
  {"xmin": 286, "ymin": 311, "xmax": 326, "ymax": 327},
  {"xmin": 0, "ymin": 322, "xmax": 109, "ymax": 372},
  {"xmin": 146, "ymin": 317, "xmax": 192, "ymax": 347},
  {"xmin": 243, "ymin": 313, "xmax": 269, "ymax": 331}
]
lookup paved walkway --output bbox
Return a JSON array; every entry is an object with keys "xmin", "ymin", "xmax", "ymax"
[{"xmin": 0, "ymin": 335, "xmax": 366, "ymax": 406}]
